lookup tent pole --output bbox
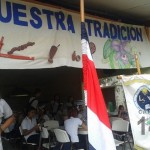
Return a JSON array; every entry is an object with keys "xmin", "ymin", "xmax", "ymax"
[
  {"xmin": 134, "ymin": 53, "xmax": 141, "ymax": 75},
  {"xmin": 80, "ymin": 0, "xmax": 85, "ymax": 22}
]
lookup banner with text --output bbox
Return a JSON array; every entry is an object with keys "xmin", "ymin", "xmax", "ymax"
[
  {"xmin": 0, "ymin": 0, "xmax": 150, "ymax": 69},
  {"xmin": 121, "ymin": 75, "xmax": 150, "ymax": 150}
]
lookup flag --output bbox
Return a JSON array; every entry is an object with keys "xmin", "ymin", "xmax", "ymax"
[
  {"xmin": 81, "ymin": 22, "xmax": 116, "ymax": 150},
  {"xmin": 121, "ymin": 74, "xmax": 150, "ymax": 149}
]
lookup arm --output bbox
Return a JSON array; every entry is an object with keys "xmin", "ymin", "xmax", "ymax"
[
  {"xmin": 0, "ymin": 115, "xmax": 15, "ymax": 133},
  {"xmin": 118, "ymin": 110, "xmax": 122, "ymax": 118},
  {"xmin": 0, "ymin": 99, "xmax": 15, "ymax": 134},
  {"xmin": 22, "ymin": 124, "xmax": 39, "ymax": 136},
  {"xmin": 81, "ymin": 122, "xmax": 87, "ymax": 130}
]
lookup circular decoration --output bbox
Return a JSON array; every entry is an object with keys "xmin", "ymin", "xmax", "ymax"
[
  {"xmin": 76, "ymin": 55, "xmax": 81, "ymax": 62},
  {"xmin": 134, "ymin": 85, "xmax": 150, "ymax": 112},
  {"xmin": 89, "ymin": 42, "xmax": 96, "ymax": 54},
  {"xmin": 72, "ymin": 51, "xmax": 76, "ymax": 61}
]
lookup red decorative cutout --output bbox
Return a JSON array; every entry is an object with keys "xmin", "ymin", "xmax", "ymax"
[
  {"xmin": 8, "ymin": 42, "xmax": 35, "ymax": 54},
  {"xmin": 0, "ymin": 36, "xmax": 4, "ymax": 52},
  {"xmin": 0, "ymin": 36, "xmax": 35, "ymax": 60},
  {"xmin": 48, "ymin": 44, "xmax": 60, "ymax": 63},
  {"xmin": 72, "ymin": 51, "xmax": 80, "ymax": 62}
]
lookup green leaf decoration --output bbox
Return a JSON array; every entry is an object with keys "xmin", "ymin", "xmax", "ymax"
[
  {"xmin": 109, "ymin": 51, "xmax": 115, "ymax": 69},
  {"xmin": 103, "ymin": 39, "xmax": 113, "ymax": 59},
  {"xmin": 146, "ymin": 120, "xmax": 150, "ymax": 125}
]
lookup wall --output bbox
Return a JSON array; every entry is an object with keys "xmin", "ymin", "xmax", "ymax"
[
  {"xmin": 100, "ymin": 76, "xmax": 126, "ymax": 111},
  {"xmin": 1, "ymin": 67, "xmax": 83, "ymax": 111}
]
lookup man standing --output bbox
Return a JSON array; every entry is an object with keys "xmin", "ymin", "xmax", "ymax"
[
  {"xmin": 0, "ymin": 98, "xmax": 15, "ymax": 150},
  {"xmin": 28, "ymin": 88, "xmax": 42, "ymax": 109}
]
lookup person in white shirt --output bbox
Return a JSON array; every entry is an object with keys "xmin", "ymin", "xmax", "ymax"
[
  {"xmin": 28, "ymin": 88, "xmax": 42, "ymax": 109},
  {"xmin": 0, "ymin": 98, "xmax": 15, "ymax": 150},
  {"xmin": 21, "ymin": 107, "xmax": 40, "ymax": 146},
  {"xmin": 64, "ymin": 108, "xmax": 87, "ymax": 149}
]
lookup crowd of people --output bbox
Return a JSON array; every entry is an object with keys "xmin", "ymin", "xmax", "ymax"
[
  {"xmin": 0, "ymin": 88, "xmax": 87, "ymax": 150},
  {"xmin": 0, "ymin": 87, "xmax": 132, "ymax": 150}
]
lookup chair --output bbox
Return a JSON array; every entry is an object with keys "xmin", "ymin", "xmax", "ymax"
[
  {"xmin": 109, "ymin": 117, "xmax": 123, "ymax": 125},
  {"xmin": 41, "ymin": 127, "xmax": 49, "ymax": 139},
  {"xmin": 44, "ymin": 120, "xmax": 59, "ymax": 131},
  {"xmin": 114, "ymin": 139, "xmax": 124, "ymax": 147},
  {"xmin": 19, "ymin": 126, "xmax": 37, "ymax": 149},
  {"xmin": 41, "ymin": 127, "xmax": 55, "ymax": 149},
  {"xmin": 1, "ymin": 127, "xmax": 21, "ymax": 149},
  {"xmin": 112, "ymin": 120, "xmax": 133, "ymax": 150},
  {"xmin": 43, "ymin": 120, "xmax": 59, "ymax": 149},
  {"xmin": 54, "ymin": 129, "xmax": 84, "ymax": 150}
]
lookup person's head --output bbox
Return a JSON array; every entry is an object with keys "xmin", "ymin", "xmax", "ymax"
[
  {"xmin": 69, "ymin": 108, "xmax": 78, "ymax": 118},
  {"xmin": 27, "ymin": 107, "xmax": 36, "ymax": 118},
  {"xmin": 68, "ymin": 96, "xmax": 74, "ymax": 102},
  {"xmin": 78, "ymin": 105, "xmax": 83, "ymax": 111},
  {"xmin": 54, "ymin": 94, "xmax": 60, "ymax": 102},
  {"xmin": 38, "ymin": 105, "xmax": 46, "ymax": 115},
  {"xmin": 34, "ymin": 88, "xmax": 41, "ymax": 97},
  {"xmin": 118, "ymin": 105, "xmax": 124, "ymax": 111},
  {"xmin": 63, "ymin": 115, "xmax": 68, "ymax": 121}
]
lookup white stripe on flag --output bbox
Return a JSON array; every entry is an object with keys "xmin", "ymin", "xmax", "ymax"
[
  {"xmin": 88, "ymin": 108, "xmax": 116, "ymax": 150},
  {"xmin": 81, "ymin": 39, "xmax": 93, "ymax": 61}
]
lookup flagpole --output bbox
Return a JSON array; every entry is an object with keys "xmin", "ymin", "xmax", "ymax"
[
  {"xmin": 134, "ymin": 53, "xmax": 141, "ymax": 75},
  {"xmin": 80, "ymin": 0, "xmax": 85, "ymax": 22}
]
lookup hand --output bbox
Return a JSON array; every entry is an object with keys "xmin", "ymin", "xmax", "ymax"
[
  {"xmin": 0, "ymin": 126, "xmax": 4, "ymax": 135},
  {"xmin": 33, "ymin": 124, "xmax": 39, "ymax": 131}
]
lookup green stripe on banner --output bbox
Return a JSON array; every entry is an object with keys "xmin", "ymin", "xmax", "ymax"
[{"xmin": 134, "ymin": 145, "xmax": 145, "ymax": 150}]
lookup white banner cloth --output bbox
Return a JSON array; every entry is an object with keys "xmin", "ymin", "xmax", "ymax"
[
  {"xmin": 121, "ymin": 75, "xmax": 150, "ymax": 150},
  {"xmin": 0, "ymin": 0, "xmax": 150, "ymax": 69}
]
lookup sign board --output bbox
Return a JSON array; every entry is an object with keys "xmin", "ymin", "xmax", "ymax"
[{"xmin": 0, "ymin": 0, "xmax": 150, "ymax": 69}]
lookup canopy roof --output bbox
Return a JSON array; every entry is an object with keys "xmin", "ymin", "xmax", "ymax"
[{"xmin": 35, "ymin": 0, "xmax": 150, "ymax": 25}]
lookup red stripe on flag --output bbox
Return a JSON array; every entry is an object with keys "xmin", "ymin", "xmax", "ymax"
[{"xmin": 82, "ymin": 54, "xmax": 111, "ymax": 129}]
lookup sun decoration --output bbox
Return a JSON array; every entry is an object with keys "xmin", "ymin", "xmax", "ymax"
[{"xmin": 142, "ymin": 88, "xmax": 149, "ymax": 95}]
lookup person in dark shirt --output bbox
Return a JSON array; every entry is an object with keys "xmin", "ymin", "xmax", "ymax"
[{"xmin": 118, "ymin": 105, "xmax": 129, "ymax": 121}]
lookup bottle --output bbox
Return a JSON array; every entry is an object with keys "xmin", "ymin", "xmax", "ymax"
[{"xmin": 108, "ymin": 102, "xmax": 113, "ymax": 112}]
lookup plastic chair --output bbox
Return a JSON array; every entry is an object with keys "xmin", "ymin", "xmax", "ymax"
[
  {"xmin": 112, "ymin": 120, "xmax": 133, "ymax": 150},
  {"xmin": 54, "ymin": 129, "xmax": 84, "ymax": 150},
  {"xmin": 19, "ymin": 126, "xmax": 37, "ymax": 149},
  {"xmin": 109, "ymin": 117, "xmax": 123, "ymax": 125},
  {"xmin": 44, "ymin": 120, "xmax": 59, "ymax": 131},
  {"xmin": 41, "ymin": 127, "xmax": 55, "ymax": 149},
  {"xmin": 114, "ymin": 139, "xmax": 124, "ymax": 146},
  {"xmin": 43, "ymin": 120, "xmax": 59, "ymax": 149},
  {"xmin": 41, "ymin": 127, "xmax": 49, "ymax": 139}
]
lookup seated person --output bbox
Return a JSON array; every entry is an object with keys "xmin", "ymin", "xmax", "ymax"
[
  {"xmin": 21, "ymin": 107, "xmax": 40, "ymax": 146},
  {"xmin": 64, "ymin": 108, "xmax": 87, "ymax": 150},
  {"xmin": 118, "ymin": 105, "xmax": 129, "ymax": 121},
  {"xmin": 55, "ymin": 104, "xmax": 64, "ymax": 126},
  {"xmin": 37, "ymin": 105, "xmax": 50, "ymax": 124},
  {"xmin": 117, "ymin": 105, "xmax": 133, "ymax": 140},
  {"xmin": 77, "ymin": 105, "xmax": 84, "ymax": 120}
]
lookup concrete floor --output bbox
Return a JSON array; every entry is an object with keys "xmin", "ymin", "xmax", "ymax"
[{"xmin": 2, "ymin": 138, "xmax": 134, "ymax": 150}]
